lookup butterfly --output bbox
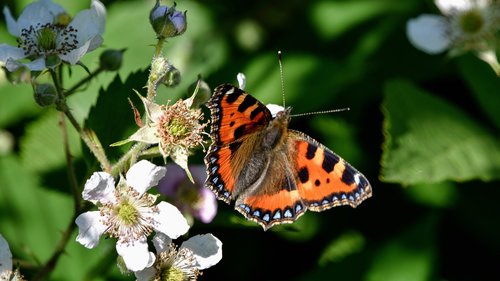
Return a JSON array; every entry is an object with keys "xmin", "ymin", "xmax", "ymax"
[{"xmin": 204, "ymin": 84, "xmax": 372, "ymax": 230}]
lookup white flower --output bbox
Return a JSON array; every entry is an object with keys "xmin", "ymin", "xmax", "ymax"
[
  {"xmin": 406, "ymin": 0, "xmax": 500, "ymax": 74},
  {"xmin": 0, "ymin": 234, "xmax": 24, "ymax": 281},
  {"xmin": 0, "ymin": 0, "xmax": 106, "ymax": 71},
  {"xmin": 75, "ymin": 160, "xmax": 190, "ymax": 272},
  {"xmin": 134, "ymin": 233, "xmax": 223, "ymax": 281}
]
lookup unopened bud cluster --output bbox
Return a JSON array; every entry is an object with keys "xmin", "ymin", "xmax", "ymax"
[{"xmin": 150, "ymin": 1, "xmax": 187, "ymax": 39}]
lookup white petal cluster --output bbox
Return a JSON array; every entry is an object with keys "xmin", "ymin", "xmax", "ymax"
[
  {"xmin": 0, "ymin": 0, "xmax": 106, "ymax": 71},
  {"xmin": 75, "ymin": 160, "xmax": 190, "ymax": 271}
]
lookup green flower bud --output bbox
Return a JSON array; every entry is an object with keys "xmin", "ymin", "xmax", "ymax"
[
  {"xmin": 99, "ymin": 49, "xmax": 125, "ymax": 71},
  {"xmin": 150, "ymin": 1, "xmax": 187, "ymax": 38},
  {"xmin": 34, "ymin": 83, "xmax": 57, "ymax": 107},
  {"xmin": 163, "ymin": 64, "xmax": 181, "ymax": 87}
]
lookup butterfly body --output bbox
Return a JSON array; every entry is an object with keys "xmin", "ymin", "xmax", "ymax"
[{"xmin": 205, "ymin": 84, "xmax": 372, "ymax": 230}]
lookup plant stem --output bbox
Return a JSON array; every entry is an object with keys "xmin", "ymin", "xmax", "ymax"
[
  {"xmin": 65, "ymin": 66, "xmax": 104, "ymax": 97},
  {"xmin": 31, "ymin": 212, "xmax": 79, "ymax": 281},
  {"xmin": 49, "ymin": 69, "xmax": 112, "ymax": 173},
  {"xmin": 59, "ymin": 112, "xmax": 82, "ymax": 211}
]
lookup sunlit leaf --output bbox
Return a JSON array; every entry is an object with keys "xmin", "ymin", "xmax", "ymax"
[
  {"xmin": 381, "ymin": 79, "xmax": 500, "ymax": 185},
  {"xmin": 19, "ymin": 111, "xmax": 81, "ymax": 173}
]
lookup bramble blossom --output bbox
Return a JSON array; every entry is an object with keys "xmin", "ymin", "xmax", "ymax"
[
  {"xmin": 75, "ymin": 160, "xmax": 190, "ymax": 271},
  {"xmin": 406, "ymin": 0, "xmax": 500, "ymax": 74},
  {"xmin": 0, "ymin": 0, "xmax": 106, "ymax": 71},
  {"xmin": 134, "ymin": 233, "xmax": 222, "ymax": 281}
]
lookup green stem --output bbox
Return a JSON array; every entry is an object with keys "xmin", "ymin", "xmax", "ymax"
[
  {"xmin": 49, "ymin": 69, "xmax": 112, "ymax": 173},
  {"xmin": 59, "ymin": 112, "xmax": 82, "ymax": 211},
  {"xmin": 65, "ymin": 66, "xmax": 104, "ymax": 97},
  {"xmin": 155, "ymin": 37, "xmax": 166, "ymax": 57},
  {"xmin": 111, "ymin": 142, "xmax": 148, "ymax": 176}
]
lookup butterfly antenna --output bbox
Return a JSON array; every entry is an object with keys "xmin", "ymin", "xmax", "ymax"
[
  {"xmin": 290, "ymin": 107, "xmax": 350, "ymax": 118},
  {"xmin": 278, "ymin": 51, "xmax": 286, "ymax": 108}
]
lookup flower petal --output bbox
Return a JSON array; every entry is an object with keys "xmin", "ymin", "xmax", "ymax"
[
  {"xmin": 58, "ymin": 40, "xmax": 91, "ymax": 65},
  {"xmin": 0, "ymin": 44, "xmax": 26, "ymax": 62},
  {"xmin": 128, "ymin": 126, "xmax": 160, "ymax": 144},
  {"xmin": 157, "ymin": 163, "xmax": 187, "ymax": 197},
  {"xmin": 0, "ymin": 234, "xmax": 13, "ymax": 273},
  {"xmin": 406, "ymin": 14, "xmax": 451, "ymax": 54},
  {"xmin": 194, "ymin": 187, "xmax": 218, "ymax": 224},
  {"xmin": 66, "ymin": 0, "xmax": 106, "ymax": 48},
  {"xmin": 134, "ymin": 266, "xmax": 157, "ymax": 281},
  {"xmin": 16, "ymin": 0, "xmax": 65, "ymax": 32},
  {"xmin": 141, "ymin": 96, "xmax": 165, "ymax": 121},
  {"xmin": 180, "ymin": 234, "xmax": 222, "ymax": 270},
  {"xmin": 126, "ymin": 160, "xmax": 166, "ymax": 195},
  {"xmin": 3, "ymin": 7, "xmax": 19, "ymax": 37},
  {"xmin": 266, "ymin": 104, "xmax": 285, "ymax": 118},
  {"xmin": 75, "ymin": 211, "xmax": 107, "ymax": 249},
  {"xmin": 170, "ymin": 147, "xmax": 193, "ymax": 182},
  {"xmin": 82, "ymin": 172, "xmax": 116, "ymax": 204},
  {"xmin": 4, "ymin": 57, "xmax": 46, "ymax": 72},
  {"xmin": 152, "ymin": 233, "xmax": 173, "ymax": 254},
  {"xmin": 153, "ymin": 201, "xmax": 189, "ymax": 239},
  {"xmin": 435, "ymin": 0, "xmax": 482, "ymax": 14},
  {"xmin": 116, "ymin": 238, "xmax": 155, "ymax": 271}
]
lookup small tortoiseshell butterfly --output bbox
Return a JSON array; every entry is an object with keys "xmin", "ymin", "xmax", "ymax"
[{"xmin": 204, "ymin": 84, "xmax": 372, "ymax": 230}]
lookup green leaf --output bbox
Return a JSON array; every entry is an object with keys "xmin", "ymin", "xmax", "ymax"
[
  {"xmin": 84, "ymin": 70, "xmax": 149, "ymax": 162},
  {"xmin": 0, "ymin": 82, "xmax": 41, "ymax": 128},
  {"xmin": 309, "ymin": 0, "xmax": 417, "ymax": 40},
  {"xmin": 364, "ymin": 215, "xmax": 437, "ymax": 281},
  {"xmin": 19, "ymin": 111, "xmax": 81, "ymax": 173},
  {"xmin": 0, "ymin": 154, "xmax": 117, "ymax": 280},
  {"xmin": 0, "ymin": 155, "xmax": 71, "ymax": 262},
  {"xmin": 457, "ymin": 54, "xmax": 500, "ymax": 130},
  {"xmin": 404, "ymin": 182, "xmax": 458, "ymax": 208},
  {"xmin": 381, "ymin": 79, "xmax": 500, "ymax": 185},
  {"xmin": 319, "ymin": 230, "xmax": 365, "ymax": 265}
]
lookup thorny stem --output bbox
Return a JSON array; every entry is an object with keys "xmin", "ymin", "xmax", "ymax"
[
  {"xmin": 111, "ymin": 37, "xmax": 168, "ymax": 174},
  {"xmin": 49, "ymin": 69, "xmax": 112, "ymax": 173},
  {"xmin": 111, "ymin": 142, "xmax": 148, "ymax": 176}
]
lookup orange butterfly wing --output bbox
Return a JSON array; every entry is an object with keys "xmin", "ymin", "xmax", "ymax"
[
  {"xmin": 205, "ymin": 84, "xmax": 372, "ymax": 230},
  {"xmin": 289, "ymin": 130, "xmax": 372, "ymax": 211},
  {"xmin": 205, "ymin": 84, "xmax": 272, "ymax": 203}
]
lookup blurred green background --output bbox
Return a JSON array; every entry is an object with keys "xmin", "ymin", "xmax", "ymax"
[{"xmin": 1, "ymin": 0, "xmax": 499, "ymax": 280}]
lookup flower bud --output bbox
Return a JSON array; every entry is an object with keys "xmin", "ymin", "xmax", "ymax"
[
  {"xmin": 150, "ymin": 1, "xmax": 187, "ymax": 38},
  {"xmin": 163, "ymin": 64, "xmax": 181, "ymax": 87},
  {"xmin": 99, "ymin": 49, "xmax": 125, "ymax": 71},
  {"xmin": 34, "ymin": 83, "xmax": 57, "ymax": 107},
  {"xmin": 151, "ymin": 56, "xmax": 181, "ymax": 87}
]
